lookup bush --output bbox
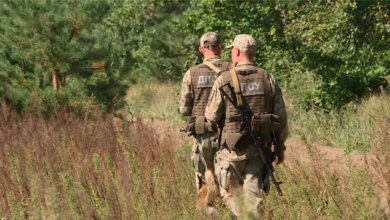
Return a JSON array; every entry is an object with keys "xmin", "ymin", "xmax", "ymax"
[{"xmin": 178, "ymin": 0, "xmax": 390, "ymax": 110}]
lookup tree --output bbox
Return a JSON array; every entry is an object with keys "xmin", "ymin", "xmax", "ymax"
[
  {"xmin": 285, "ymin": 0, "xmax": 390, "ymax": 109},
  {"xmin": 0, "ymin": 0, "xmax": 128, "ymax": 113},
  {"xmin": 105, "ymin": 0, "xmax": 191, "ymax": 81},
  {"xmin": 179, "ymin": 0, "xmax": 390, "ymax": 110}
]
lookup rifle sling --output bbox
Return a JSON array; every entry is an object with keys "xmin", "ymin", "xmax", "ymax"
[
  {"xmin": 203, "ymin": 61, "xmax": 223, "ymax": 75},
  {"xmin": 230, "ymin": 69, "xmax": 243, "ymax": 107}
]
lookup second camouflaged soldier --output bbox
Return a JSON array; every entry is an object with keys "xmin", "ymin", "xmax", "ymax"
[
  {"xmin": 205, "ymin": 34, "xmax": 288, "ymax": 218},
  {"xmin": 179, "ymin": 32, "xmax": 231, "ymax": 198}
]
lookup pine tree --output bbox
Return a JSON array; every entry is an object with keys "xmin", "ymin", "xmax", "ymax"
[{"xmin": 0, "ymin": 0, "xmax": 128, "ymax": 113}]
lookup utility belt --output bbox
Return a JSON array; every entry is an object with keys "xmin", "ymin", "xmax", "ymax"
[
  {"xmin": 223, "ymin": 113, "xmax": 284, "ymax": 150},
  {"xmin": 228, "ymin": 113, "xmax": 283, "ymax": 135},
  {"xmin": 180, "ymin": 116, "xmax": 217, "ymax": 136}
]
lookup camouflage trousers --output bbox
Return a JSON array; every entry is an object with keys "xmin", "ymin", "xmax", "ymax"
[
  {"xmin": 191, "ymin": 132, "xmax": 219, "ymax": 194},
  {"xmin": 214, "ymin": 144, "xmax": 265, "ymax": 219}
]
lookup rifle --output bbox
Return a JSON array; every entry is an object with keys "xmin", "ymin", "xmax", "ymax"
[{"xmin": 218, "ymin": 82, "xmax": 283, "ymax": 196}]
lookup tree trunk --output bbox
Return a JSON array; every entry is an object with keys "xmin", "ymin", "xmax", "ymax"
[
  {"xmin": 60, "ymin": 73, "xmax": 66, "ymax": 87},
  {"xmin": 53, "ymin": 70, "xmax": 59, "ymax": 91}
]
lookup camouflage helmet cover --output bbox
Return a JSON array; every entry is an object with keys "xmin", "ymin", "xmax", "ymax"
[
  {"xmin": 200, "ymin": 32, "xmax": 221, "ymax": 48},
  {"xmin": 226, "ymin": 34, "xmax": 257, "ymax": 55}
]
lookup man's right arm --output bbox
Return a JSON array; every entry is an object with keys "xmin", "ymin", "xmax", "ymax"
[
  {"xmin": 268, "ymin": 74, "xmax": 288, "ymax": 164},
  {"xmin": 179, "ymin": 70, "xmax": 193, "ymax": 116}
]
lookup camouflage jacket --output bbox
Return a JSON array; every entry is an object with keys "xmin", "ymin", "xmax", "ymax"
[{"xmin": 205, "ymin": 61, "xmax": 288, "ymax": 151}]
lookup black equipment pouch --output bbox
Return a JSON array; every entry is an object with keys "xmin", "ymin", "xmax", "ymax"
[
  {"xmin": 251, "ymin": 114, "xmax": 284, "ymax": 135},
  {"xmin": 180, "ymin": 116, "xmax": 196, "ymax": 136},
  {"xmin": 195, "ymin": 116, "xmax": 206, "ymax": 134},
  {"xmin": 251, "ymin": 115, "xmax": 262, "ymax": 132},
  {"xmin": 183, "ymin": 116, "xmax": 217, "ymax": 136},
  {"xmin": 226, "ymin": 133, "xmax": 243, "ymax": 150}
]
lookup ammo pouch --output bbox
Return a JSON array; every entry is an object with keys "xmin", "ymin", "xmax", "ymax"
[
  {"xmin": 184, "ymin": 116, "xmax": 217, "ymax": 135},
  {"xmin": 225, "ymin": 131, "xmax": 272, "ymax": 152},
  {"xmin": 251, "ymin": 114, "xmax": 284, "ymax": 135},
  {"xmin": 224, "ymin": 114, "xmax": 283, "ymax": 149},
  {"xmin": 226, "ymin": 133, "xmax": 244, "ymax": 150}
]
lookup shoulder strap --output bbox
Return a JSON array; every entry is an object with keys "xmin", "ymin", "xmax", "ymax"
[
  {"xmin": 221, "ymin": 61, "xmax": 230, "ymax": 70},
  {"xmin": 203, "ymin": 61, "xmax": 223, "ymax": 74},
  {"xmin": 260, "ymin": 68, "xmax": 271, "ymax": 113},
  {"xmin": 230, "ymin": 69, "xmax": 243, "ymax": 107}
]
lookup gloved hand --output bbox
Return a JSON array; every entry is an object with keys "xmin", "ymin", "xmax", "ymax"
[
  {"xmin": 274, "ymin": 143, "xmax": 286, "ymax": 165},
  {"xmin": 275, "ymin": 150, "xmax": 284, "ymax": 165}
]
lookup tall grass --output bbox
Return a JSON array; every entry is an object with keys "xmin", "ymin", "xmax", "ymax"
[
  {"xmin": 2, "ymin": 83, "xmax": 390, "ymax": 219},
  {"xmin": 287, "ymin": 92, "xmax": 390, "ymax": 153},
  {"xmin": 124, "ymin": 82, "xmax": 390, "ymax": 219},
  {"xmin": 263, "ymin": 147, "xmax": 386, "ymax": 219},
  {"xmin": 1, "ymin": 106, "xmax": 388, "ymax": 219},
  {"xmin": 0, "ymin": 105, "xmax": 228, "ymax": 219}
]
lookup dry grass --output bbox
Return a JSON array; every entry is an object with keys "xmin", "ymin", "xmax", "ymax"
[
  {"xmin": 2, "ymin": 82, "xmax": 390, "ymax": 219},
  {"xmin": 124, "ymin": 82, "xmax": 390, "ymax": 219},
  {"xmin": 0, "ymin": 104, "xmax": 232, "ymax": 219},
  {"xmin": 262, "ymin": 145, "xmax": 386, "ymax": 219}
]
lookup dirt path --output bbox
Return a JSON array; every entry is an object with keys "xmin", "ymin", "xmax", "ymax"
[{"xmin": 134, "ymin": 118, "xmax": 390, "ymax": 214}]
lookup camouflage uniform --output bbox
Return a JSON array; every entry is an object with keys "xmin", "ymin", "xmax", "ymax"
[
  {"xmin": 205, "ymin": 35, "xmax": 288, "ymax": 218},
  {"xmin": 179, "ymin": 32, "xmax": 231, "ymax": 194}
]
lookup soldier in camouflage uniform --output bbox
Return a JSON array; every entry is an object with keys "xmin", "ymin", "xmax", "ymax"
[
  {"xmin": 205, "ymin": 34, "xmax": 288, "ymax": 218},
  {"xmin": 179, "ymin": 32, "xmax": 231, "ymax": 197}
]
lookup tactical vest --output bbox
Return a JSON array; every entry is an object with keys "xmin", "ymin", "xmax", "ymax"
[
  {"xmin": 190, "ymin": 60, "xmax": 230, "ymax": 116},
  {"xmin": 220, "ymin": 66, "xmax": 272, "ymax": 148},
  {"xmin": 182, "ymin": 60, "xmax": 230, "ymax": 136}
]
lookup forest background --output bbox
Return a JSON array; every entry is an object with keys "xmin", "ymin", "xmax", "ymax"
[
  {"xmin": 1, "ymin": 0, "xmax": 390, "ymax": 113},
  {"xmin": 1, "ymin": 0, "xmax": 390, "ymax": 219}
]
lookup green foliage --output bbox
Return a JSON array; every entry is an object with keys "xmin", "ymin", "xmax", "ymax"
[
  {"xmin": 105, "ymin": 0, "xmax": 190, "ymax": 81},
  {"xmin": 179, "ymin": 0, "xmax": 390, "ymax": 110},
  {"xmin": 288, "ymin": 90, "xmax": 390, "ymax": 153},
  {"xmin": 1, "ymin": 0, "xmax": 390, "ymax": 113},
  {"xmin": 178, "ymin": 0, "xmax": 294, "ymax": 86},
  {"xmin": 286, "ymin": 0, "xmax": 390, "ymax": 109},
  {"xmin": 0, "ymin": 1, "xmax": 128, "ymax": 113}
]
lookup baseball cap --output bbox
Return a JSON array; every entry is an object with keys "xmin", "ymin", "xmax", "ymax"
[
  {"xmin": 200, "ymin": 32, "xmax": 221, "ymax": 48},
  {"xmin": 225, "ymin": 34, "xmax": 257, "ymax": 55}
]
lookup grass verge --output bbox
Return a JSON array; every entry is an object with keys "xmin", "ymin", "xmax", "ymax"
[
  {"xmin": 125, "ymin": 82, "xmax": 183, "ymax": 124},
  {"xmin": 287, "ymin": 92, "xmax": 390, "ymax": 153}
]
